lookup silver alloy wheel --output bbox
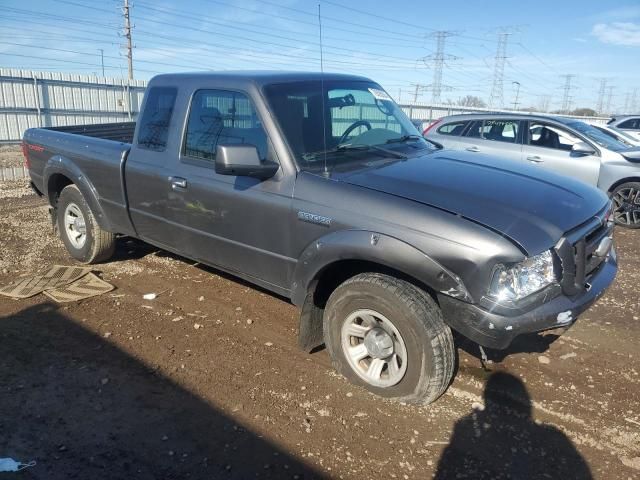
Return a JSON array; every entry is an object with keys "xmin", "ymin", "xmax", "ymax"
[
  {"xmin": 64, "ymin": 202, "xmax": 87, "ymax": 249},
  {"xmin": 612, "ymin": 186, "xmax": 640, "ymax": 226},
  {"xmin": 340, "ymin": 309, "xmax": 408, "ymax": 388}
]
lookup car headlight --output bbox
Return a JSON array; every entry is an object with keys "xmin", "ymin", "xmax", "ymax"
[{"xmin": 488, "ymin": 250, "xmax": 556, "ymax": 302}]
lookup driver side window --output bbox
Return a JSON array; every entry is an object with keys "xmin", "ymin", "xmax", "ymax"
[{"xmin": 329, "ymin": 89, "xmax": 403, "ymax": 142}]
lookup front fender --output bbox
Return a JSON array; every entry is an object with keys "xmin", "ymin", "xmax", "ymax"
[
  {"xmin": 44, "ymin": 155, "xmax": 112, "ymax": 231},
  {"xmin": 290, "ymin": 229, "xmax": 471, "ymax": 307}
]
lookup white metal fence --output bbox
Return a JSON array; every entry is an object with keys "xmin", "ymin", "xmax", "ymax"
[
  {"xmin": 0, "ymin": 68, "xmax": 147, "ymax": 143},
  {"xmin": 0, "ymin": 165, "xmax": 29, "ymax": 181},
  {"xmin": 0, "ymin": 68, "xmax": 610, "ymax": 143}
]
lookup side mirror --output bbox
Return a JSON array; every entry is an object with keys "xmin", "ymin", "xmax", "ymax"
[
  {"xmin": 571, "ymin": 141, "xmax": 596, "ymax": 156},
  {"xmin": 215, "ymin": 144, "xmax": 279, "ymax": 180}
]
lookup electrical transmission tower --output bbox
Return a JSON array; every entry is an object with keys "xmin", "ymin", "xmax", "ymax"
[
  {"xmin": 605, "ymin": 85, "xmax": 615, "ymax": 114},
  {"xmin": 538, "ymin": 95, "xmax": 551, "ymax": 112},
  {"xmin": 596, "ymin": 78, "xmax": 608, "ymax": 114},
  {"xmin": 489, "ymin": 32, "xmax": 510, "ymax": 108},
  {"xmin": 422, "ymin": 31, "xmax": 457, "ymax": 104},
  {"xmin": 631, "ymin": 88, "xmax": 639, "ymax": 113},
  {"xmin": 122, "ymin": 0, "xmax": 134, "ymax": 80},
  {"xmin": 560, "ymin": 74, "xmax": 576, "ymax": 113}
]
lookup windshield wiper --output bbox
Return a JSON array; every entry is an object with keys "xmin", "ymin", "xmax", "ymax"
[
  {"xmin": 336, "ymin": 143, "xmax": 408, "ymax": 159},
  {"xmin": 385, "ymin": 134, "xmax": 423, "ymax": 144}
]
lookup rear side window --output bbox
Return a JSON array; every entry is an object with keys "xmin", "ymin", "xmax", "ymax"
[
  {"xmin": 618, "ymin": 118, "xmax": 640, "ymax": 130},
  {"xmin": 183, "ymin": 89, "xmax": 267, "ymax": 162},
  {"xmin": 436, "ymin": 121, "xmax": 468, "ymax": 136},
  {"xmin": 467, "ymin": 119, "xmax": 519, "ymax": 143},
  {"xmin": 137, "ymin": 87, "xmax": 177, "ymax": 151}
]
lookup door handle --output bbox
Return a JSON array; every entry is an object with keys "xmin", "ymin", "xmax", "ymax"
[
  {"xmin": 526, "ymin": 155, "xmax": 544, "ymax": 163},
  {"xmin": 466, "ymin": 146, "xmax": 480, "ymax": 152},
  {"xmin": 169, "ymin": 176, "xmax": 188, "ymax": 190}
]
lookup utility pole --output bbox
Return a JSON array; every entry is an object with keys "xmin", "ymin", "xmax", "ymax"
[
  {"xmin": 560, "ymin": 74, "xmax": 576, "ymax": 113},
  {"xmin": 511, "ymin": 81, "xmax": 521, "ymax": 110},
  {"xmin": 98, "ymin": 49, "xmax": 105, "ymax": 77},
  {"xmin": 422, "ymin": 31, "xmax": 457, "ymax": 104},
  {"xmin": 596, "ymin": 78, "xmax": 607, "ymax": 114},
  {"xmin": 409, "ymin": 83, "xmax": 427, "ymax": 104},
  {"xmin": 123, "ymin": 0, "xmax": 133, "ymax": 80},
  {"xmin": 489, "ymin": 32, "xmax": 510, "ymax": 108}
]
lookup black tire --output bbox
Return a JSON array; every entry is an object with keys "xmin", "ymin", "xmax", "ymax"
[
  {"xmin": 56, "ymin": 184, "xmax": 116, "ymax": 264},
  {"xmin": 611, "ymin": 181, "xmax": 640, "ymax": 229},
  {"xmin": 323, "ymin": 273, "xmax": 455, "ymax": 405}
]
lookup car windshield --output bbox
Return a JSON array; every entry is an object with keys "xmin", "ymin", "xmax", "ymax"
[
  {"xmin": 263, "ymin": 80, "xmax": 433, "ymax": 172},
  {"xmin": 567, "ymin": 121, "xmax": 630, "ymax": 152}
]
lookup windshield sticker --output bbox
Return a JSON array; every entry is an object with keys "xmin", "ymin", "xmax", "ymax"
[{"xmin": 368, "ymin": 88, "xmax": 393, "ymax": 101}]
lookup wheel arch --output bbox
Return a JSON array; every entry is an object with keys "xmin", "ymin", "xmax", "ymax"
[
  {"xmin": 292, "ymin": 230, "xmax": 470, "ymax": 352},
  {"xmin": 44, "ymin": 156, "xmax": 112, "ymax": 231},
  {"xmin": 606, "ymin": 176, "xmax": 640, "ymax": 194}
]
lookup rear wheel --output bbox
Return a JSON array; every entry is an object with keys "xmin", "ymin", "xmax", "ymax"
[
  {"xmin": 56, "ymin": 184, "xmax": 116, "ymax": 263},
  {"xmin": 611, "ymin": 182, "xmax": 640, "ymax": 228},
  {"xmin": 323, "ymin": 273, "xmax": 455, "ymax": 405}
]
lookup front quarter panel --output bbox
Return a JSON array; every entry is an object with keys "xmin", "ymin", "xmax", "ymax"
[{"xmin": 290, "ymin": 172, "xmax": 526, "ymax": 305}]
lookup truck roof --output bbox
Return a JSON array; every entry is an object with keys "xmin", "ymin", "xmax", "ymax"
[{"xmin": 149, "ymin": 71, "xmax": 373, "ymax": 88}]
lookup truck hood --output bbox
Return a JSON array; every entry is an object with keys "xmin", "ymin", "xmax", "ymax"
[{"xmin": 333, "ymin": 150, "xmax": 608, "ymax": 254}]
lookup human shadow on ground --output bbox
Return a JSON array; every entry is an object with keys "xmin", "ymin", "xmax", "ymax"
[
  {"xmin": 434, "ymin": 371, "xmax": 592, "ymax": 480},
  {"xmin": 0, "ymin": 302, "xmax": 327, "ymax": 480}
]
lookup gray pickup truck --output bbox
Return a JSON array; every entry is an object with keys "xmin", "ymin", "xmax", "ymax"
[{"xmin": 23, "ymin": 72, "xmax": 617, "ymax": 404}]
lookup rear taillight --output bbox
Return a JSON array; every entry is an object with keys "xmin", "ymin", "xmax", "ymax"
[
  {"xmin": 423, "ymin": 119, "xmax": 442, "ymax": 136},
  {"xmin": 21, "ymin": 141, "xmax": 31, "ymax": 169}
]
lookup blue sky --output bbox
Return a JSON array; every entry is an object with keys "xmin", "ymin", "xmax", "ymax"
[{"xmin": 1, "ymin": 0, "xmax": 639, "ymax": 112}]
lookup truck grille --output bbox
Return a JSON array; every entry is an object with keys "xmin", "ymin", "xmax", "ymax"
[{"xmin": 554, "ymin": 207, "xmax": 613, "ymax": 297}]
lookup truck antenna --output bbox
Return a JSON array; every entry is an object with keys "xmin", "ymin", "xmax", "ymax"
[{"xmin": 318, "ymin": 3, "xmax": 329, "ymax": 176}]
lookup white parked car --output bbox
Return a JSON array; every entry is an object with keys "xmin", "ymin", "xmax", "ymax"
[{"xmin": 588, "ymin": 122, "xmax": 640, "ymax": 148}]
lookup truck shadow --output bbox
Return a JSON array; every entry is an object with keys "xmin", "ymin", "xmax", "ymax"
[
  {"xmin": 434, "ymin": 371, "xmax": 593, "ymax": 479},
  {"xmin": 0, "ymin": 303, "xmax": 327, "ymax": 480}
]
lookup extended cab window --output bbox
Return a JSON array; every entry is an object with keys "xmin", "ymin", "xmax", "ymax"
[
  {"xmin": 436, "ymin": 121, "xmax": 468, "ymax": 136},
  {"xmin": 137, "ymin": 87, "xmax": 177, "ymax": 151},
  {"xmin": 467, "ymin": 119, "xmax": 519, "ymax": 143},
  {"xmin": 183, "ymin": 89, "xmax": 267, "ymax": 162}
]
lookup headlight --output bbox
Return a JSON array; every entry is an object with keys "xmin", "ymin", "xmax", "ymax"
[{"xmin": 488, "ymin": 250, "xmax": 556, "ymax": 302}]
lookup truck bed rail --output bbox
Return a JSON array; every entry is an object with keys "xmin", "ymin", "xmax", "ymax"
[{"xmin": 47, "ymin": 122, "xmax": 136, "ymax": 143}]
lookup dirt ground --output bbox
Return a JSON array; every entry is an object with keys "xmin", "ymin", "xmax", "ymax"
[
  {"xmin": 0, "ymin": 145, "xmax": 23, "ymax": 169},
  {"xmin": 0, "ymin": 179, "xmax": 638, "ymax": 479}
]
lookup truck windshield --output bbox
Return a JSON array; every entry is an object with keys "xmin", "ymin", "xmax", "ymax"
[{"xmin": 263, "ymin": 80, "xmax": 432, "ymax": 172}]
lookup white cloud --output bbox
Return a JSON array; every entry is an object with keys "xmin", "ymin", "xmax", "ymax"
[{"xmin": 592, "ymin": 22, "xmax": 640, "ymax": 46}]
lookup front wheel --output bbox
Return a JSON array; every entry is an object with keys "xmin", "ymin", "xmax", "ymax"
[
  {"xmin": 611, "ymin": 182, "xmax": 640, "ymax": 228},
  {"xmin": 56, "ymin": 184, "xmax": 116, "ymax": 263},
  {"xmin": 323, "ymin": 273, "xmax": 456, "ymax": 405}
]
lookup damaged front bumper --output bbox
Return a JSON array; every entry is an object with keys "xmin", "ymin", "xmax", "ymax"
[{"xmin": 438, "ymin": 249, "xmax": 617, "ymax": 350}]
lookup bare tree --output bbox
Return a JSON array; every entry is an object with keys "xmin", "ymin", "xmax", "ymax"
[{"xmin": 456, "ymin": 95, "xmax": 487, "ymax": 108}]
